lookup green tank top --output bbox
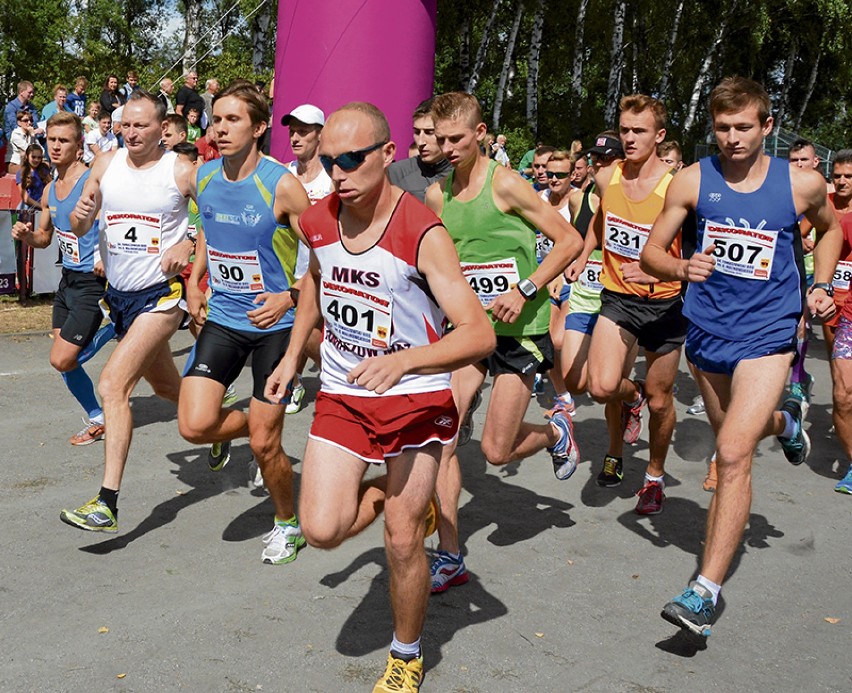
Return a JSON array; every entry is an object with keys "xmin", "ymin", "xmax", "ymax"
[
  {"xmin": 441, "ymin": 160, "xmax": 550, "ymax": 336},
  {"xmin": 568, "ymin": 249, "xmax": 603, "ymax": 315}
]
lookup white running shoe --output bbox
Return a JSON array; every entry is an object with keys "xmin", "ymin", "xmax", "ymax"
[
  {"xmin": 248, "ymin": 457, "xmax": 266, "ymax": 491},
  {"xmin": 261, "ymin": 521, "xmax": 306, "ymax": 564},
  {"xmin": 285, "ymin": 380, "xmax": 306, "ymax": 415},
  {"xmin": 222, "ymin": 383, "xmax": 238, "ymax": 407}
]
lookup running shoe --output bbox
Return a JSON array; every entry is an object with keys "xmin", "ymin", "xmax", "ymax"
[
  {"xmin": 207, "ymin": 441, "xmax": 231, "ymax": 472},
  {"xmin": 285, "ymin": 380, "xmax": 306, "ymax": 415},
  {"xmin": 457, "ymin": 388, "xmax": 482, "ymax": 447},
  {"xmin": 373, "ymin": 652, "xmax": 424, "ymax": 692},
  {"xmin": 424, "ymin": 494, "xmax": 440, "ymax": 538},
  {"xmin": 686, "ymin": 395, "xmax": 705, "ymax": 416},
  {"xmin": 777, "ymin": 398, "xmax": 811, "ymax": 465},
  {"xmin": 222, "ymin": 382, "xmax": 238, "ymax": 407},
  {"xmin": 547, "ymin": 410, "xmax": 580, "ymax": 480},
  {"xmin": 661, "ymin": 581, "xmax": 715, "ymax": 637},
  {"xmin": 635, "ymin": 480, "xmax": 665, "ymax": 515},
  {"xmin": 788, "ymin": 374, "xmax": 815, "ymax": 416},
  {"xmin": 596, "ymin": 455, "xmax": 623, "ymax": 487},
  {"xmin": 621, "ymin": 381, "xmax": 645, "ymax": 444},
  {"xmin": 69, "ymin": 419, "xmax": 105, "ymax": 446},
  {"xmin": 430, "ymin": 550, "xmax": 469, "ymax": 594},
  {"xmin": 544, "ymin": 393, "xmax": 577, "ymax": 419},
  {"xmin": 248, "ymin": 456, "xmax": 266, "ymax": 491},
  {"xmin": 835, "ymin": 464, "xmax": 852, "ymax": 494},
  {"xmin": 531, "ymin": 373, "xmax": 544, "ymax": 398},
  {"xmin": 703, "ymin": 454, "xmax": 717, "ymax": 493},
  {"xmin": 261, "ymin": 520, "xmax": 306, "ymax": 564},
  {"xmin": 60, "ymin": 497, "xmax": 118, "ymax": 533}
]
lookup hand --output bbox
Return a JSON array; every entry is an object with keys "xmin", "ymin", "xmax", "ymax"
[
  {"xmin": 160, "ymin": 239, "xmax": 193, "ymax": 275},
  {"xmin": 621, "ymin": 261, "xmax": 658, "ymax": 284},
  {"xmin": 802, "ymin": 236, "xmax": 815, "ymax": 254},
  {"xmin": 186, "ymin": 285, "xmax": 208, "ymax": 326},
  {"xmin": 565, "ymin": 257, "xmax": 586, "ymax": 283},
  {"xmin": 486, "ymin": 287, "xmax": 527, "ymax": 323},
  {"xmin": 11, "ymin": 220, "xmax": 33, "ymax": 242},
  {"xmin": 807, "ymin": 290, "xmax": 836, "ymax": 320},
  {"xmin": 686, "ymin": 244, "xmax": 716, "ymax": 282},
  {"xmin": 347, "ymin": 352, "xmax": 406, "ymax": 394},
  {"xmin": 265, "ymin": 359, "xmax": 297, "ymax": 404},
  {"xmin": 93, "ymin": 260, "xmax": 106, "ymax": 278},
  {"xmin": 246, "ymin": 291, "xmax": 293, "ymax": 330},
  {"xmin": 74, "ymin": 190, "xmax": 97, "ymax": 224},
  {"xmin": 547, "ymin": 276, "xmax": 562, "ymax": 300}
]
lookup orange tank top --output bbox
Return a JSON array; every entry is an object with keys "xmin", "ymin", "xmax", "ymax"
[{"xmin": 600, "ymin": 163, "xmax": 681, "ymax": 299}]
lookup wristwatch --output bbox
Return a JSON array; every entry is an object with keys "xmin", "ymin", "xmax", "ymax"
[
  {"xmin": 289, "ymin": 287, "xmax": 300, "ymax": 306},
  {"xmin": 517, "ymin": 278, "xmax": 538, "ymax": 301},
  {"xmin": 809, "ymin": 282, "xmax": 834, "ymax": 297}
]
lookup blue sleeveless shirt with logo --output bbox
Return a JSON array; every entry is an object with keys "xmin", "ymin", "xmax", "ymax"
[{"xmin": 49, "ymin": 169, "xmax": 100, "ymax": 273}]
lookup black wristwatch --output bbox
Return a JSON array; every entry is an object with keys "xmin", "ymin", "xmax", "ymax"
[
  {"xmin": 289, "ymin": 287, "xmax": 300, "ymax": 306},
  {"xmin": 517, "ymin": 278, "xmax": 538, "ymax": 301},
  {"xmin": 809, "ymin": 282, "xmax": 834, "ymax": 297}
]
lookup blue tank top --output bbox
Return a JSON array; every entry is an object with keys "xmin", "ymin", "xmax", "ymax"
[
  {"xmin": 684, "ymin": 156, "xmax": 804, "ymax": 339},
  {"xmin": 49, "ymin": 169, "xmax": 100, "ymax": 273},
  {"xmin": 197, "ymin": 156, "xmax": 299, "ymax": 332}
]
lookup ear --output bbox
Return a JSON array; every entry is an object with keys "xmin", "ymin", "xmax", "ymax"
[
  {"xmin": 254, "ymin": 119, "xmax": 268, "ymax": 140},
  {"xmin": 383, "ymin": 141, "xmax": 396, "ymax": 165}
]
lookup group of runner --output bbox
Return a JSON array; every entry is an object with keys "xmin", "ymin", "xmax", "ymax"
[{"xmin": 11, "ymin": 74, "xmax": 852, "ymax": 691}]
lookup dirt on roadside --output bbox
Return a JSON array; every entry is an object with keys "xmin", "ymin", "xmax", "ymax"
[{"xmin": 0, "ymin": 295, "xmax": 53, "ymax": 334}]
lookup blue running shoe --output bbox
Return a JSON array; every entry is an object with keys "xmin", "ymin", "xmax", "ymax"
[
  {"xmin": 547, "ymin": 410, "xmax": 579, "ymax": 480},
  {"xmin": 835, "ymin": 464, "xmax": 852, "ymax": 494},
  {"xmin": 777, "ymin": 398, "xmax": 810, "ymax": 465},
  {"xmin": 661, "ymin": 581, "xmax": 715, "ymax": 637},
  {"xmin": 788, "ymin": 373, "xmax": 815, "ymax": 417}
]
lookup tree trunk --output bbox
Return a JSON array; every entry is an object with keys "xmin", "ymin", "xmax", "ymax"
[
  {"xmin": 604, "ymin": 0, "xmax": 626, "ymax": 127},
  {"xmin": 182, "ymin": 0, "xmax": 202, "ymax": 73},
  {"xmin": 492, "ymin": 1, "xmax": 523, "ymax": 131},
  {"xmin": 468, "ymin": 0, "xmax": 502, "ymax": 93},
  {"xmin": 459, "ymin": 15, "xmax": 471, "ymax": 90},
  {"xmin": 570, "ymin": 0, "xmax": 590, "ymax": 130},
  {"xmin": 793, "ymin": 48, "xmax": 820, "ymax": 133},
  {"xmin": 250, "ymin": 1, "xmax": 272, "ymax": 73},
  {"xmin": 526, "ymin": 0, "xmax": 545, "ymax": 135},
  {"xmin": 658, "ymin": 0, "xmax": 684, "ymax": 101},
  {"xmin": 775, "ymin": 41, "xmax": 797, "ymax": 127}
]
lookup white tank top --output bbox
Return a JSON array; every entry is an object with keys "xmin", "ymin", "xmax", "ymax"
[
  {"xmin": 287, "ymin": 161, "xmax": 333, "ymax": 279},
  {"xmin": 99, "ymin": 149, "xmax": 189, "ymax": 292}
]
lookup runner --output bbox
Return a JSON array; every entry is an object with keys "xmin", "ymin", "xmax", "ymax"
[
  {"xmin": 641, "ymin": 76, "xmax": 841, "ymax": 636},
  {"xmin": 178, "ymin": 80, "xmax": 311, "ymax": 564},
  {"xmin": 425, "ymin": 92, "xmax": 583, "ymax": 594},
  {"xmin": 265, "ymin": 101, "xmax": 493, "ymax": 692},
  {"xmin": 10, "ymin": 111, "xmax": 115, "ymax": 446},
  {"xmin": 585, "ymin": 96, "xmax": 684, "ymax": 515},
  {"xmin": 830, "ymin": 210, "xmax": 852, "ymax": 495},
  {"xmin": 61, "ymin": 91, "xmax": 196, "ymax": 532}
]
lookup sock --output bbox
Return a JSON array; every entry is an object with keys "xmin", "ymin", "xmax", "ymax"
[
  {"xmin": 98, "ymin": 486, "xmax": 119, "ymax": 515},
  {"xmin": 554, "ymin": 391, "xmax": 573, "ymax": 404},
  {"xmin": 62, "ymin": 366, "xmax": 102, "ymax": 422},
  {"xmin": 780, "ymin": 411, "xmax": 797, "ymax": 440},
  {"xmin": 275, "ymin": 514, "xmax": 298, "ymax": 527},
  {"xmin": 77, "ymin": 323, "xmax": 116, "ymax": 366},
  {"xmin": 645, "ymin": 472, "xmax": 664, "ymax": 489},
  {"xmin": 790, "ymin": 338, "xmax": 809, "ymax": 383},
  {"xmin": 89, "ymin": 412, "xmax": 105, "ymax": 425},
  {"xmin": 695, "ymin": 574, "xmax": 722, "ymax": 606},
  {"xmin": 390, "ymin": 635, "xmax": 421, "ymax": 661},
  {"xmin": 627, "ymin": 380, "xmax": 643, "ymax": 406}
]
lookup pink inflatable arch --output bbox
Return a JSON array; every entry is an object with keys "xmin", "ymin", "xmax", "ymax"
[{"xmin": 271, "ymin": 0, "xmax": 438, "ymax": 163}]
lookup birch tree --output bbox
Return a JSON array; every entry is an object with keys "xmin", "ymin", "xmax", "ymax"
[
  {"xmin": 526, "ymin": 0, "xmax": 545, "ymax": 135},
  {"xmin": 604, "ymin": 0, "xmax": 626, "ymax": 127},
  {"xmin": 658, "ymin": 0, "xmax": 684, "ymax": 102},
  {"xmin": 467, "ymin": 0, "xmax": 502, "ymax": 93},
  {"xmin": 570, "ymin": 0, "xmax": 590, "ymax": 127},
  {"xmin": 182, "ymin": 0, "xmax": 202, "ymax": 72},
  {"xmin": 492, "ymin": 1, "xmax": 523, "ymax": 130}
]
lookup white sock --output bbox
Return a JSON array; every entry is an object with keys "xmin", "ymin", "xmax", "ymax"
[
  {"xmin": 696, "ymin": 574, "xmax": 722, "ymax": 605},
  {"xmin": 90, "ymin": 414, "xmax": 105, "ymax": 425},
  {"xmin": 390, "ymin": 635, "xmax": 421, "ymax": 659},
  {"xmin": 645, "ymin": 472, "xmax": 664, "ymax": 489}
]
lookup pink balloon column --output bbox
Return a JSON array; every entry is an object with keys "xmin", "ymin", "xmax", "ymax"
[{"xmin": 271, "ymin": 0, "xmax": 438, "ymax": 164}]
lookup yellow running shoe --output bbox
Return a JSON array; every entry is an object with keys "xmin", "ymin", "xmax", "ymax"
[
  {"xmin": 373, "ymin": 653, "xmax": 424, "ymax": 692},
  {"xmin": 60, "ymin": 497, "xmax": 118, "ymax": 532}
]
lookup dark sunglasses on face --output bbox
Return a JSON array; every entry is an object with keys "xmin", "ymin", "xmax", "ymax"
[
  {"xmin": 546, "ymin": 171, "xmax": 571, "ymax": 179},
  {"xmin": 319, "ymin": 141, "xmax": 386, "ymax": 174}
]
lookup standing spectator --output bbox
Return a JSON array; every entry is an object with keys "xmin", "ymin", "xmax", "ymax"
[
  {"xmin": 66, "ymin": 77, "xmax": 88, "ymax": 118},
  {"xmin": 17, "ymin": 144, "xmax": 50, "ymax": 209},
  {"xmin": 82, "ymin": 111, "xmax": 116, "ymax": 164},
  {"xmin": 4, "ymin": 81, "xmax": 41, "ymax": 140},
  {"xmin": 99, "ymin": 74, "xmax": 124, "ymax": 116},
  {"xmin": 201, "ymin": 78, "xmax": 219, "ymax": 128},
  {"xmin": 185, "ymin": 107, "xmax": 202, "ymax": 143},
  {"xmin": 157, "ymin": 78, "xmax": 176, "ymax": 114},
  {"xmin": 41, "ymin": 84, "xmax": 72, "ymax": 122},
  {"xmin": 110, "ymin": 106, "xmax": 125, "ymax": 148},
  {"xmin": 194, "ymin": 124, "xmax": 219, "ymax": 162},
  {"xmin": 5, "ymin": 110, "xmax": 39, "ymax": 174},
  {"xmin": 175, "ymin": 71, "xmax": 205, "ymax": 119},
  {"xmin": 492, "ymin": 133, "xmax": 511, "ymax": 167},
  {"xmin": 119, "ymin": 70, "xmax": 140, "ymax": 102},
  {"xmin": 161, "ymin": 114, "xmax": 188, "ymax": 150},
  {"xmin": 82, "ymin": 102, "xmax": 100, "ymax": 134}
]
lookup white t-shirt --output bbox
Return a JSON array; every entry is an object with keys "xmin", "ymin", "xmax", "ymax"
[
  {"xmin": 286, "ymin": 161, "xmax": 333, "ymax": 279},
  {"xmin": 83, "ymin": 130, "xmax": 117, "ymax": 165}
]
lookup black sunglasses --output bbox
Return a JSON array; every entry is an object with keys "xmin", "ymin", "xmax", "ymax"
[
  {"xmin": 546, "ymin": 171, "xmax": 571, "ymax": 179},
  {"xmin": 319, "ymin": 142, "xmax": 386, "ymax": 174}
]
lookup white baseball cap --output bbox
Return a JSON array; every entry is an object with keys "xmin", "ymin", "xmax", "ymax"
[
  {"xmin": 281, "ymin": 104, "xmax": 325, "ymax": 127},
  {"xmin": 111, "ymin": 106, "xmax": 124, "ymax": 124}
]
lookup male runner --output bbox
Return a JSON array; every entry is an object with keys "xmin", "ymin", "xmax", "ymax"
[
  {"xmin": 820, "ymin": 150, "xmax": 852, "ymax": 356},
  {"xmin": 425, "ymin": 92, "xmax": 583, "ymax": 593},
  {"xmin": 585, "ymin": 95, "xmax": 684, "ymax": 515},
  {"xmin": 830, "ymin": 211, "xmax": 852, "ymax": 495},
  {"xmin": 641, "ymin": 76, "xmax": 841, "ymax": 636},
  {"xmin": 178, "ymin": 80, "xmax": 311, "ymax": 564},
  {"xmin": 61, "ymin": 91, "xmax": 196, "ymax": 532},
  {"xmin": 265, "ymin": 102, "xmax": 493, "ymax": 692},
  {"xmin": 10, "ymin": 112, "xmax": 115, "ymax": 445},
  {"xmin": 657, "ymin": 140, "xmax": 684, "ymax": 172}
]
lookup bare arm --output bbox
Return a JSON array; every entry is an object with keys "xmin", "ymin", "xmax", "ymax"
[
  {"xmin": 72, "ymin": 152, "xmax": 114, "ymax": 237},
  {"xmin": 11, "ymin": 186, "xmax": 53, "ymax": 247},
  {"xmin": 424, "ymin": 179, "xmax": 446, "ymax": 217}
]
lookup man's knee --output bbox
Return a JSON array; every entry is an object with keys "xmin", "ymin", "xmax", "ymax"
[
  {"xmin": 587, "ymin": 372, "xmax": 619, "ymax": 402},
  {"xmin": 645, "ymin": 389, "xmax": 674, "ymax": 418},
  {"xmin": 50, "ymin": 353, "xmax": 79, "ymax": 373},
  {"xmin": 178, "ymin": 410, "xmax": 217, "ymax": 444},
  {"xmin": 301, "ymin": 515, "xmax": 346, "ymax": 549},
  {"xmin": 480, "ymin": 436, "xmax": 512, "ymax": 466},
  {"xmin": 97, "ymin": 368, "xmax": 132, "ymax": 403},
  {"xmin": 716, "ymin": 439, "xmax": 754, "ymax": 475},
  {"xmin": 384, "ymin": 515, "xmax": 424, "ymax": 560}
]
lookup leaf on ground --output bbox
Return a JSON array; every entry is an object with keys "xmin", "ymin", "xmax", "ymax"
[
  {"xmin": 98, "ymin": 627, "xmax": 109, "ymax": 634},
  {"xmin": 824, "ymin": 617, "xmax": 840, "ymax": 624},
  {"xmin": 632, "ymin": 574, "xmax": 640, "ymax": 579},
  {"xmin": 116, "ymin": 673, "xmax": 126, "ymax": 679},
  {"xmin": 535, "ymin": 632, "xmax": 544, "ymax": 638}
]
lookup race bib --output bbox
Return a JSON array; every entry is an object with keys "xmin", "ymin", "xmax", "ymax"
[
  {"xmin": 461, "ymin": 258, "xmax": 520, "ymax": 307},
  {"xmin": 320, "ymin": 279, "xmax": 393, "ymax": 350},
  {"xmin": 702, "ymin": 222, "xmax": 777, "ymax": 281},
  {"xmin": 207, "ymin": 246, "xmax": 265, "ymax": 293},
  {"xmin": 535, "ymin": 231, "xmax": 553, "ymax": 263},
  {"xmin": 833, "ymin": 260, "xmax": 852, "ymax": 292},
  {"xmin": 104, "ymin": 211, "xmax": 162, "ymax": 256},
  {"xmin": 56, "ymin": 229, "xmax": 80, "ymax": 265},
  {"xmin": 578, "ymin": 258, "xmax": 604, "ymax": 293},
  {"xmin": 604, "ymin": 212, "xmax": 650, "ymax": 260}
]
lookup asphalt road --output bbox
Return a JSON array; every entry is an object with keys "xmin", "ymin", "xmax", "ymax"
[{"xmin": 1, "ymin": 328, "xmax": 849, "ymax": 692}]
